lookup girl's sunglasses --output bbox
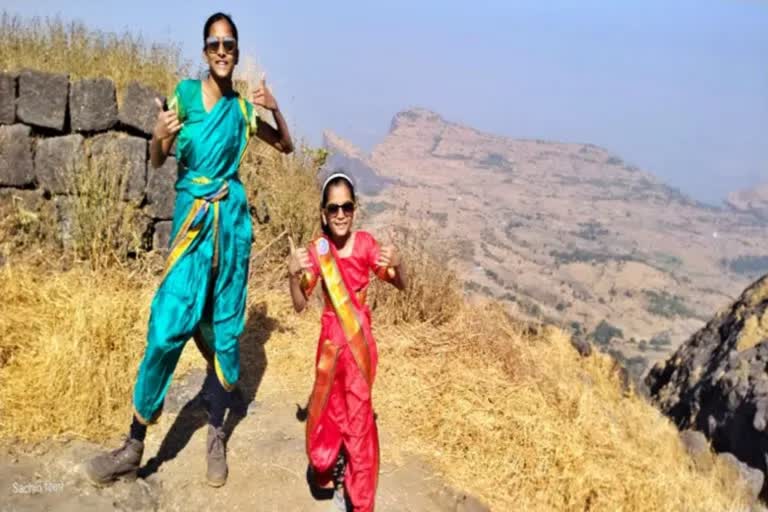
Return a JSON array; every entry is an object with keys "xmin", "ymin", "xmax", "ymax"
[
  {"xmin": 205, "ymin": 36, "xmax": 237, "ymax": 55},
  {"xmin": 325, "ymin": 201, "xmax": 355, "ymax": 216}
]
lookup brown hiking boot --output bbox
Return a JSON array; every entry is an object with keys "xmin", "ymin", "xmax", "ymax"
[
  {"xmin": 84, "ymin": 436, "xmax": 143, "ymax": 486},
  {"xmin": 206, "ymin": 425, "xmax": 228, "ymax": 487}
]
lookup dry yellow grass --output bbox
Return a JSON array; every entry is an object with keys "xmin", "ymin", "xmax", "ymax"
[
  {"xmin": 0, "ymin": 262, "xmax": 201, "ymax": 441},
  {"xmin": 0, "ymin": 12, "xmax": 182, "ymax": 96},
  {"xmin": 0, "ymin": 262, "xmax": 153, "ymax": 440},
  {"xmin": 240, "ymin": 142, "xmax": 326, "ymax": 252},
  {"xmin": 368, "ymin": 223, "xmax": 463, "ymax": 326},
  {"xmin": 68, "ymin": 137, "xmax": 146, "ymax": 269}
]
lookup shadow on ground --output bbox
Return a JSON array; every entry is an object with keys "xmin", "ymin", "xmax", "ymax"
[{"xmin": 139, "ymin": 301, "xmax": 278, "ymax": 479}]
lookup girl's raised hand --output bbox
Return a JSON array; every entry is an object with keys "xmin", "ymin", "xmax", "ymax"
[
  {"xmin": 287, "ymin": 236, "xmax": 312, "ymax": 277},
  {"xmin": 377, "ymin": 227, "xmax": 400, "ymax": 268}
]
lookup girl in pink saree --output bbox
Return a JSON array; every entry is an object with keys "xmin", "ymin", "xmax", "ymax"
[{"xmin": 287, "ymin": 173, "xmax": 408, "ymax": 511}]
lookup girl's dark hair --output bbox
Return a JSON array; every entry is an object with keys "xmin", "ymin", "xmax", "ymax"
[
  {"xmin": 203, "ymin": 12, "xmax": 238, "ymax": 43},
  {"xmin": 321, "ymin": 175, "xmax": 356, "ymax": 236}
]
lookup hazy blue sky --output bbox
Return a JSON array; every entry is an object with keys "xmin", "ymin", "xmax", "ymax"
[{"xmin": 4, "ymin": 0, "xmax": 767, "ymax": 204}]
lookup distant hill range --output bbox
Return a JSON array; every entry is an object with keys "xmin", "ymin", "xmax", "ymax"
[
  {"xmin": 727, "ymin": 183, "xmax": 768, "ymax": 222},
  {"xmin": 323, "ymin": 108, "xmax": 767, "ymax": 373}
]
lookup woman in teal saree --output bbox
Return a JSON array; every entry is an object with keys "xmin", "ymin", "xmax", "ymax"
[{"xmin": 85, "ymin": 12, "xmax": 293, "ymax": 488}]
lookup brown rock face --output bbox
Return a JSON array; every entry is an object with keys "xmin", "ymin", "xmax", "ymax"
[{"xmin": 646, "ymin": 275, "xmax": 768, "ymax": 496}]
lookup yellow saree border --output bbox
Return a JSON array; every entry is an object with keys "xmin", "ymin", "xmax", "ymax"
[
  {"xmin": 214, "ymin": 355, "xmax": 235, "ymax": 392},
  {"xmin": 161, "ymin": 181, "xmax": 229, "ymax": 281},
  {"xmin": 305, "ymin": 339, "xmax": 341, "ymax": 457},
  {"xmin": 313, "ymin": 237, "xmax": 373, "ymax": 388},
  {"xmin": 133, "ymin": 404, "xmax": 163, "ymax": 426},
  {"xmin": 237, "ymin": 97, "xmax": 258, "ymax": 166}
]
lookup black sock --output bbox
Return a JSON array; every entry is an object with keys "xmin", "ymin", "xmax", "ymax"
[
  {"xmin": 129, "ymin": 415, "xmax": 147, "ymax": 442},
  {"xmin": 333, "ymin": 449, "xmax": 347, "ymax": 489},
  {"xmin": 208, "ymin": 376, "xmax": 232, "ymax": 429}
]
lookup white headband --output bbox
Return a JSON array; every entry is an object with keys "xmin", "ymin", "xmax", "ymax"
[{"xmin": 321, "ymin": 172, "xmax": 355, "ymax": 197}]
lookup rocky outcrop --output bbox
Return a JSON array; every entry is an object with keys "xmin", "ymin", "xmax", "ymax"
[
  {"xmin": 727, "ymin": 183, "xmax": 768, "ymax": 222},
  {"xmin": 646, "ymin": 274, "xmax": 768, "ymax": 495},
  {"xmin": 322, "ymin": 131, "xmax": 393, "ymax": 195}
]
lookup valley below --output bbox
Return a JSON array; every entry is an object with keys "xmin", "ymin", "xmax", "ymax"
[{"xmin": 325, "ymin": 108, "xmax": 768, "ymax": 376}]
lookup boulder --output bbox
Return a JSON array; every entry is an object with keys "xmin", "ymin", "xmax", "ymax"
[
  {"xmin": 569, "ymin": 334, "xmax": 593, "ymax": 357},
  {"xmin": 35, "ymin": 135, "xmax": 86, "ymax": 194},
  {"xmin": 53, "ymin": 196, "xmax": 74, "ymax": 249},
  {"xmin": 118, "ymin": 81, "xmax": 160, "ymax": 136},
  {"xmin": 679, "ymin": 429, "xmax": 712, "ymax": 471},
  {"xmin": 0, "ymin": 124, "xmax": 34, "ymax": 186},
  {"xmin": 145, "ymin": 157, "xmax": 177, "ymax": 219},
  {"xmin": 152, "ymin": 221, "xmax": 173, "ymax": 252},
  {"xmin": 69, "ymin": 78, "xmax": 118, "ymax": 132},
  {"xmin": 16, "ymin": 70, "xmax": 69, "ymax": 131},
  {"xmin": 0, "ymin": 72, "xmax": 16, "ymax": 124},
  {"xmin": 718, "ymin": 452, "xmax": 764, "ymax": 500},
  {"xmin": 89, "ymin": 133, "xmax": 147, "ymax": 202}
]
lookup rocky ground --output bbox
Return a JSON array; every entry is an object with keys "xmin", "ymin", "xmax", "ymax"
[{"xmin": 0, "ymin": 368, "xmax": 486, "ymax": 512}]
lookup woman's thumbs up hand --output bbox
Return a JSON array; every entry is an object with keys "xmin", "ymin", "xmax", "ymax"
[{"xmin": 153, "ymin": 97, "xmax": 183, "ymax": 141}]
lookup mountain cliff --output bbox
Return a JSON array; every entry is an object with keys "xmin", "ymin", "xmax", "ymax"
[{"xmin": 325, "ymin": 108, "xmax": 767, "ymax": 373}]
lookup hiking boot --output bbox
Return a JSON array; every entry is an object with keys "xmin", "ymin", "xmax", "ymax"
[
  {"xmin": 84, "ymin": 436, "xmax": 143, "ymax": 486},
  {"xmin": 206, "ymin": 425, "xmax": 228, "ymax": 487}
]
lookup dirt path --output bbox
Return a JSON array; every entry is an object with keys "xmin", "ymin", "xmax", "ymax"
[{"xmin": 0, "ymin": 367, "xmax": 487, "ymax": 512}]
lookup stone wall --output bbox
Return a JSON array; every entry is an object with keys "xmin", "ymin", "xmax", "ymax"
[{"xmin": 0, "ymin": 69, "xmax": 176, "ymax": 250}]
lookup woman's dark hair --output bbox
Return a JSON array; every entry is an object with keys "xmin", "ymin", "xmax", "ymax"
[
  {"xmin": 203, "ymin": 12, "xmax": 238, "ymax": 43},
  {"xmin": 321, "ymin": 175, "xmax": 356, "ymax": 236}
]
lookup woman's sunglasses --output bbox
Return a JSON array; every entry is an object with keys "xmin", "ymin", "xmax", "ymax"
[
  {"xmin": 325, "ymin": 201, "xmax": 355, "ymax": 216},
  {"xmin": 205, "ymin": 36, "xmax": 237, "ymax": 55}
]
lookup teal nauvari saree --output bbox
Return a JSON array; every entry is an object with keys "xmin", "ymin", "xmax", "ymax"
[{"xmin": 133, "ymin": 79, "xmax": 258, "ymax": 423}]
